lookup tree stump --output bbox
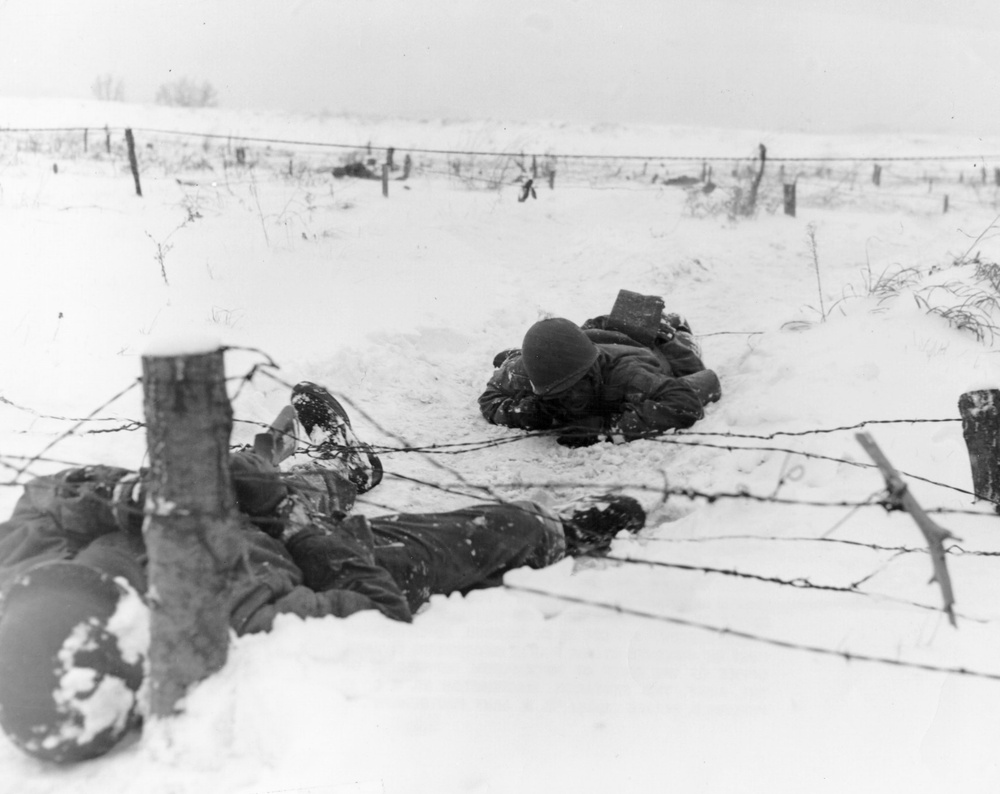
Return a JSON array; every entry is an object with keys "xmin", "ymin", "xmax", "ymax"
[
  {"xmin": 141, "ymin": 348, "xmax": 244, "ymax": 716},
  {"xmin": 959, "ymin": 389, "xmax": 1000, "ymax": 512}
]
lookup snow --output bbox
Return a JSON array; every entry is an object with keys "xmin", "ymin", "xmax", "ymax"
[{"xmin": 3, "ymin": 95, "xmax": 1000, "ymax": 793}]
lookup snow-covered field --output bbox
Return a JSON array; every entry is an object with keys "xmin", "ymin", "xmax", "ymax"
[{"xmin": 3, "ymin": 96, "xmax": 1000, "ymax": 793}]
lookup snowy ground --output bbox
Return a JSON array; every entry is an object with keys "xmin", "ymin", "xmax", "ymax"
[{"xmin": 3, "ymin": 97, "xmax": 1000, "ymax": 793}]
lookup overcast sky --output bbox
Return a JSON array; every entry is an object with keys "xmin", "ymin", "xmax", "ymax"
[{"xmin": 1, "ymin": 0, "xmax": 999, "ymax": 134}]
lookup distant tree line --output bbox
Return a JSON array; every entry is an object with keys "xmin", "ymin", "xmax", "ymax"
[{"xmin": 91, "ymin": 74, "xmax": 219, "ymax": 108}]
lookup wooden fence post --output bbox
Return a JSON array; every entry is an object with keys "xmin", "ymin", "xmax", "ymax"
[
  {"xmin": 83, "ymin": 128, "xmax": 88, "ymax": 153},
  {"xmin": 382, "ymin": 163, "xmax": 389, "ymax": 197},
  {"xmin": 943, "ymin": 194, "xmax": 949, "ymax": 213},
  {"xmin": 995, "ymin": 168, "xmax": 1000, "ymax": 187},
  {"xmin": 124, "ymin": 128, "xmax": 142, "ymax": 197},
  {"xmin": 401, "ymin": 154, "xmax": 412, "ymax": 180},
  {"xmin": 386, "ymin": 147, "xmax": 395, "ymax": 170},
  {"xmin": 741, "ymin": 143, "xmax": 766, "ymax": 216},
  {"xmin": 141, "ymin": 347, "xmax": 244, "ymax": 717},
  {"xmin": 958, "ymin": 389, "xmax": 1000, "ymax": 512},
  {"xmin": 872, "ymin": 164, "xmax": 881, "ymax": 186},
  {"xmin": 105, "ymin": 125, "xmax": 111, "ymax": 154},
  {"xmin": 783, "ymin": 183, "xmax": 796, "ymax": 217}
]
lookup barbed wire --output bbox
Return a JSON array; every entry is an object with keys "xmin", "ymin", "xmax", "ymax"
[
  {"xmin": 601, "ymin": 553, "xmax": 989, "ymax": 622},
  {"xmin": 1, "ymin": 368, "xmax": 988, "ymax": 511},
  {"xmin": 8, "ymin": 379, "xmax": 142, "ymax": 481},
  {"xmin": 503, "ymin": 584, "xmax": 1000, "ymax": 682},
  {"xmin": 675, "ymin": 417, "xmax": 961, "ymax": 440},
  {"xmin": 4, "ymin": 124, "xmax": 1000, "ymax": 165},
  {"xmin": 7, "ymin": 370, "xmax": 1000, "ymax": 676}
]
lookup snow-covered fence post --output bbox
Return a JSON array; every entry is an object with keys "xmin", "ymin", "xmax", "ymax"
[
  {"xmin": 872, "ymin": 164, "xmax": 881, "ymax": 186},
  {"xmin": 856, "ymin": 432, "xmax": 958, "ymax": 626},
  {"xmin": 83, "ymin": 128, "xmax": 88, "ymax": 153},
  {"xmin": 401, "ymin": 154, "xmax": 412, "ymax": 180},
  {"xmin": 124, "ymin": 128, "xmax": 142, "ymax": 197},
  {"xmin": 382, "ymin": 163, "xmax": 389, "ymax": 197},
  {"xmin": 105, "ymin": 125, "xmax": 111, "ymax": 154},
  {"xmin": 141, "ymin": 346, "xmax": 244, "ymax": 717},
  {"xmin": 995, "ymin": 168, "xmax": 1000, "ymax": 187},
  {"xmin": 958, "ymin": 389, "xmax": 1000, "ymax": 512},
  {"xmin": 943, "ymin": 194, "xmax": 949, "ymax": 213}
]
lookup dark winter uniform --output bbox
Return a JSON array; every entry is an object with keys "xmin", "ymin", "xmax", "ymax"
[
  {"xmin": 0, "ymin": 377, "xmax": 647, "ymax": 765},
  {"xmin": 479, "ymin": 313, "xmax": 721, "ymax": 445},
  {"xmin": 0, "ymin": 451, "xmax": 566, "ymax": 631},
  {"xmin": 0, "ymin": 451, "xmax": 569, "ymax": 763}
]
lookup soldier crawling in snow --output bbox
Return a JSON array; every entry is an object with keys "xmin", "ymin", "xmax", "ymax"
[
  {"xmin": 0, "ymin": 382, "xmax": 645, "ymax": 764},
  {"xmin": 479, "ymin": 292, "xmax": 721, "ymax": 447}
]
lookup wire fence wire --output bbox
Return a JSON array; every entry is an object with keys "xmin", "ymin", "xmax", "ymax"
[{"xmin": 3, "ymin": 124, "xmax": 1000, "ymax": 215}]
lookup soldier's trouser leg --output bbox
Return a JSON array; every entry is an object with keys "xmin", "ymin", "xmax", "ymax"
[{"xmin": 369, "ymin": 501, "xmax": 565, "ymax": 613}]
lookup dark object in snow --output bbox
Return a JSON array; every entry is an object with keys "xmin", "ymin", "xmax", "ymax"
[
  {"xmin": 959, "ymin": 389, "xmax": 1000, "ymax": 513},
  {"xmin": 559, "ymin": 494, "xmax": 646, "ymax": 556},
  {"xmin": 291, "ymin": 381, "xmax": 383, "ymax": 494},
  {"xmin": 606, "ymin": 289, "xmax": 665, "ymax": 347},
  {"xmin": 678, "ymin": 369, "xmax": 722, "ymax": 406},
  {"xmin": 492, "ymin": 348, "xmax": 519, "ymax": 369},
  {"xmin": 518, "ymin": 179, "xmax": 537, "ymax": 202},
  {"xmin": 521, "ymin": 318, "xmax": 600, "ymax": 397},
  {"xmin": 479, "ymin": 291, "xmax": 720, "ymax": 441},
  {"xmin": 332, "ymin": 161, "xmax": 378, "ymax": 179},
  {"xmin": 662, "ymin": 175, "xmax": 698, "ymax": 186},
  {"xmin": 0, "ymin": 561, "xmax": 146, "ymax": 763}
]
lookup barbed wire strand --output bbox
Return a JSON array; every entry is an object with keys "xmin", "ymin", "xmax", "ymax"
[
  {"xmin": 503, "ymin": 584, "xmax": 1000, "ymax": 681},
  {"xmin": 9, "ymin": 379, "xmax": 142, "ymax": 481},
  {"xmin": 4, "ymin": 124, "xmax": 1000, "ymax": 164},
  {"xmin": 601, "ymin": 553, "xmax": 986, "ymax": 622}
]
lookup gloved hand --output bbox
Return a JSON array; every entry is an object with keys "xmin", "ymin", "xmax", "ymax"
[
  {"xmin": 512, "ymin": 395, "xmax": 554, "ymax": 429},
  {"xmin": 492, "ymin": 348, "xmax": 519, "ymax": 368},
  {"xmin": 556, "ymin": 417, "xmax": 606, "ymax": 447},
  {"xmin": 661, "ymin": 312, "xmax": 692, "ymax": 334}
]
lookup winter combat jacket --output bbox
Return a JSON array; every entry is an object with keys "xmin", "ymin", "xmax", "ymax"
[
  {"xmin": 479, "ymin": 317, "xmax": 717, "ymax": 444},
  {"xmin": 0, "ymin": 457, "xmax": 413, "ymax": 634}
]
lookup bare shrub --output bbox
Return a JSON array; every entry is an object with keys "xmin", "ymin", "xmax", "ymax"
[
  {"xmin": 155, "ymin": 77, "xmax": 218, "ymax": 108},
  {"xmin": 92, "ymin": 74, "xmax": 125, "ymax": 102}
]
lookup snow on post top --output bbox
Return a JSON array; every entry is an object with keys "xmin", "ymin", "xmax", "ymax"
[{"xmin": 142, "ymin": 332, "xmax": 222, "ymax": 358}]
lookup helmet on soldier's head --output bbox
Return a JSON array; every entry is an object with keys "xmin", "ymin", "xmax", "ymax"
[
  {"xmin": 521, "ymin": 318, "xmax": 599, "ymax": 396},
  {"xmin": 0, "ymin": 561, "xmax": 149, "ymax": 763}
]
